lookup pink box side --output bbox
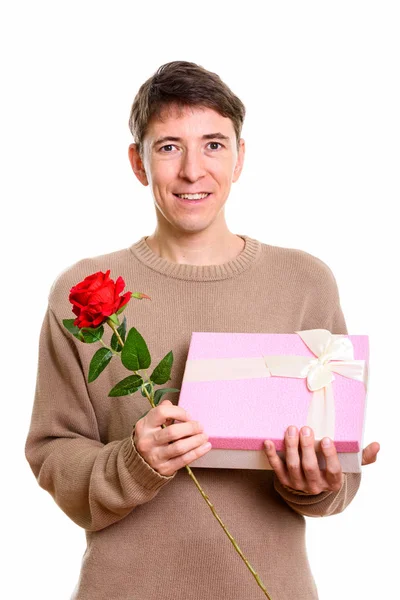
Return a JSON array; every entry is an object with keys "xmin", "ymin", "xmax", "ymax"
[{"xmin": 179, "ymin": 332, "xmax": 368, "ymax": 453}]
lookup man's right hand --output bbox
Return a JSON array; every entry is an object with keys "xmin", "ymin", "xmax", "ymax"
[{"xmin": 133, "ymin": 400, "xmax": 211, "ymax": 476}]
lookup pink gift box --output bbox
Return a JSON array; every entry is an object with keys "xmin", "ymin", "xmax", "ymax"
[{"xmin": 178, "ymin": 330, "xmax": 369, "ymax": 473}]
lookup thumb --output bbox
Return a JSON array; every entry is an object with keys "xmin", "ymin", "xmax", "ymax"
[
  {"xmin": 362, "ymin": 442, "xmax": 380, "ymax": 466},
  {"xmin": 159, "ymin": 399, "xmax": 174, "ymax": 426}
]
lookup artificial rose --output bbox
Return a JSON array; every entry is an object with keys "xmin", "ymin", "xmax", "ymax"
[
  {"xmin": 63, "ymin": 271, "xmax": 271, "ymax": 598},
  {"xmin": 69, "ymin": 270, "xmax": 132, "ymax": 329}
]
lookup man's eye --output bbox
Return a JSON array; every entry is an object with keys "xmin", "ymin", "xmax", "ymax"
[{"xmin": 159, "ymin": 142, "xmax": 223, "ymax": 152}]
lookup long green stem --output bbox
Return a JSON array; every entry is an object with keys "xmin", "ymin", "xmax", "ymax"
[
  {"xmin": 184, "ymin": 463, "xmax": 271, "ymax": 597},
  {"xmin": 107, "ymin": 322, "xmax": 273, "ymax": 599},
  {"xmin": 140, "ymin": 375, "xmax": 273, "ymax": 599}
]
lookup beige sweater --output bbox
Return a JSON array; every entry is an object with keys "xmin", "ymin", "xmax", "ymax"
[{"xmin": 25, "ymin": 234, "xmax": 361, "ymax": 600}]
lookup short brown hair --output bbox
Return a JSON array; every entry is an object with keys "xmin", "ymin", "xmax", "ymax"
[{"xmin": 128, "ymin": 61, "xmax": 246, "ymax": 157}]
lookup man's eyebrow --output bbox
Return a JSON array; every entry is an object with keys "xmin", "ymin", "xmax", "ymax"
[{"xmin": 153, "ymin": 132, "xmax": 231, "ymax": 147}]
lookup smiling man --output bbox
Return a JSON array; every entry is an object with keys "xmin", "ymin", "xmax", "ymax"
[
  {"xmin": 25, "ymin": 61, "xmax": 379, "ymax": 600},
  {"xmin": 128, "ymin": 93, "xmax": 246, "ymax": 266}
]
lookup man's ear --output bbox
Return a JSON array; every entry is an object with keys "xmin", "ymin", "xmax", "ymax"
[
  {"xmin": 128, "ymin": 144, "xmax": 149, "ymax": 186},
  {"xmin": 232, "ymin": 138, "xmax": 245, "ymax": 183}
]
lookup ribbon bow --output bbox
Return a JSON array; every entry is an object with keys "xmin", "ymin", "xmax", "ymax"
[
  {"xmin": 263, "ymin": 329, "xmax": 367, "ymax": 440},
  {"xmin": 183, "ymin": 329, "xmax": 368, "ymax": 443}
]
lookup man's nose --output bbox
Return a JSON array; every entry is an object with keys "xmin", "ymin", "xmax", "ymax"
[{"xmin": 179, "ymin": 149, "xmax": 207, "ymax": 182}]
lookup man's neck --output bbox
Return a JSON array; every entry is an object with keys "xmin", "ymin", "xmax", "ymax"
[{"xmin": 144, "ymin": 229, "xmax": 245, "ymax": 266}]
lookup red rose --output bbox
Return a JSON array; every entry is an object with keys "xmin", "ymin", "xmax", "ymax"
[{"xmin": 69, "ymin": 270, "xmax": 132, "ymax": 329}]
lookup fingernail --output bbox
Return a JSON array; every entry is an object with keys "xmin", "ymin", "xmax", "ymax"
[
  {"xmin": 186, "ymin": 412, "xmax": 191, "ymax": 420},
  {"xmin": 302, "ymin": 427, "xmax": 311, "ymax": 437},
  {"xmin": 203, "ymin": 442, "xmax": 212, "ymax": 450},
  {"xmin": 264, "ymin": 441, "xmax": 271, "ymax": 450},
  {"xmin": 322, "ymin": 437, "xmax": 331, "ymax": 447},
  {"xmin": 288, "ymin": 426, "xmax": 297, "ymax": 437}
]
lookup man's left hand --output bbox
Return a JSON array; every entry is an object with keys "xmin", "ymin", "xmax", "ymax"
[{"xmin": 264, "ymin": 426, "xmax": 380, "ymax": 495}]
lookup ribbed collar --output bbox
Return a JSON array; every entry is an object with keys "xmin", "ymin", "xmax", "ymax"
[{"xmin": 129, "ymin": 234, "xmax": 262, "ymax": 281}]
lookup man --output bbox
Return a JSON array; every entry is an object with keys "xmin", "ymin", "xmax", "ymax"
[{"xmin": 26, "ymin": 61, "xmax": 379, "ymax": 599}]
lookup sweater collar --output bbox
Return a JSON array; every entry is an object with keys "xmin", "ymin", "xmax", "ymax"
[{"xmin": 129, "ymin": 234, "xmax": 261, "ymax": 281}]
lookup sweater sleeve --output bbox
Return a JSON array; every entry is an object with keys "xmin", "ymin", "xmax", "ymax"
[
  {"xmin": 273, "ymin": 284, "xmax": 362, "ymax": 517},
  {"xmin": 25, "ymin": 306, "xmax": 175, "ymax": 532}
]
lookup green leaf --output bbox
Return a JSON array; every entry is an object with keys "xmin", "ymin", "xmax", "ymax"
[
  {"xmin": 121, "ymin": 327, "xmax": 151, "ymax": 371},
  {"xmin": 116, "ymin": 303, "xmax": 128, "ymax": 315},
  {"xmin": 63, "ymin": 320, "xmax": 105, "ymax": 344},
  {"xmin": 110, "ymin": 316, "xmax": 127, "ymax": 351},
  {"xmin": 107, "ymin": 313, "xmax": 120, "ymax": 325},
  {"xmin": 63, "ymin": 319, "xmax": 81, "ymax": 336},
  {"xmin": 153, "ymin": 387, "xmax": 180, "ymax": 406},
  {"xmin": 140, "ymin": 381, "xmax": 153, "ymax": 398},
  {"xmin": 88, "ymin": 348, "xmax": 113, "ymax": 383},
  {"xmin": 108, "ymin": 374, "xmax": 143, "ymax": 397},
  {"xmin": 150, "ymin": 351, "xmax": 174, "ymax": 385},
  {"xmin": 80, "ymin": 325, "xmax": 104, "ymax": 344},
  {"xmin": 63, "ymin": 319, "xmax": 85, "ymax": 342}
]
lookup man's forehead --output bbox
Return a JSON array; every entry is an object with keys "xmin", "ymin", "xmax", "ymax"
[{"xmin": 145, "ymin": 105, "xmax": 235, "ymax": 143}]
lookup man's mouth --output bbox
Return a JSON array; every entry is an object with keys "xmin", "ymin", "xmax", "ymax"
[{"xmin": 173, "ymin": 192, "xmax": 211, "ymax": 201}]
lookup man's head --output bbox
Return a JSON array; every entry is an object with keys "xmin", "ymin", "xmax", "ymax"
[
  {"xmin": 128, "ymin": 61, "xmax": 246, "ymax": 236},
  {"xmin": 128, "ymin": 61, "xmax": 246, "ymax": 159}
]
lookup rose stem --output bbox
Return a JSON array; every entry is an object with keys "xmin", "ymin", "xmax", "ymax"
[
  {"xmin": 106, "ymin": 320, "xmax": 273, "ymax": 599},
  {"xmin": 140, "ymin": 378, "xmax": 272, "ymax": 599},
  {"xmin": 107, "ymin": 320, "xmax": 125, "ymax": 348}
]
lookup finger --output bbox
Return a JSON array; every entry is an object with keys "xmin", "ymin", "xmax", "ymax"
[
  {"xmin": 158, "ymin": 441, "xmax": 212, "ymax": 476},
  {"xmin": 163, "ymin": 432, "xmax": 209, "ymax": 460},
  {"xmin": 362, "ymin": 441, "xmax": 380, "ymax": 465},
  {"xmin": 320, "ymin": 437, "xmax": 344, "ymax": 491},
  {"xmin": 146, "ymin": 400, "xmax": 191, "ymax": 428},
  {"xmin": 155, "ymin": 420, "xmax": 204, "ymax": 445},
  {"xmin": 264, "ymin": 440, "xmax": 290, "ymax": 486},
  {"xmin": 299, "ymin": 426, "xmax": 323, "ymax": 494},
  {"xmin": 284, "ymin": 426, "xmax": 306, "ymax": 489}
]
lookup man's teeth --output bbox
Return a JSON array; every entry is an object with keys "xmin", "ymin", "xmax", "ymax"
[{"xmin": 176, "ymin": 193, "xmax": 209, "ymax": 200}]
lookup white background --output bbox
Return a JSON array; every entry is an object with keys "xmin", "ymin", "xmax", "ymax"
[{"xmin": 1, "ymin": 1, "xmax": 399, "ymax": 598}]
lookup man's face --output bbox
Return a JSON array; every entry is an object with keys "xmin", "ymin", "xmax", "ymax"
[{"xmin": 129, "ymin": 104, "xmax": 245, "ymax": 235}]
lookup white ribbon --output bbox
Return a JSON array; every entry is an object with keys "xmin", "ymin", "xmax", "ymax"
[
  {"xmin": 265, "ymin": 330, "xmax": 367, "ymax": 440},
  {"xmin": 183, "ymin": 329, "xmax": 367, "ymax": 441}
]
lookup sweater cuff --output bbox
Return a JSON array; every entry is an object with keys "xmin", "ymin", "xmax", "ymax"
[
  {"xmin": 274, "ymin": 475, "xmax": 339, "ymax": 505},
  {"xmin": 123, "ymin": 436, "xmax": 176, "ymax": 493}
]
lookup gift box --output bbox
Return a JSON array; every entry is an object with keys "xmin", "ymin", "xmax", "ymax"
[{"xmin": 178, "ymin": 329, "xmax": 369, "ymax": 473}]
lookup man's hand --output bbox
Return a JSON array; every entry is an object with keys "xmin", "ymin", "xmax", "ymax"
[
  {"xmin": 264, "ymin": 426, "xmax": 344, "ymax": 494},
  {"xmin": 264, "ymin": 426, "xmax": 380, "ymax": 495},
  {"xmin": 133, "ymin": 400, "xmax": 211, "ymax": 477}
]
